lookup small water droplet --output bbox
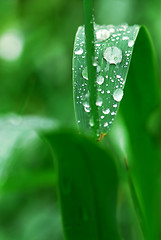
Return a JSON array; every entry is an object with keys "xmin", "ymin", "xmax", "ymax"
[
  {"xmin": 109, "ymin": 28, "xmax": 115, "ymax": 33},
  {"xmin": 113, "ymin": 88, "xmax": 124, "ymax": 102},
  {"xmin": 93, "ymin": 57, "xmax": 98, "ymax": 66},
  {"xmin": 82, "ymin": 67, "xmax": 88, "ymax": 80},
  {"xmin": 116, "ymin": 75, "xmax": 121, "ymax": 78},
  {"xmin": 113, "ymin": 104, "xmax": 117, "ymax": 108},
  {"xmin": 103, "ymin": 108, "xmax": 110, "ymax": 115},
  {"xmin": 96, "ymin": 96, "xmax": 103, "ymax": 106},
  {"xmin": 84, "ymin": 106, "xmax": 90, "ymax": 112},
  {"xmin": 128, "ymin": 40, "xmax": 134, "ymax": 47},
  {"xmin": 89, "ymin": 118, "xmax": 94, "ymax": 127},
  {"xmin": 96, "ymin": 29, "xmax": 111, "ymax": 41},
  {"xmin": 122, "ymin": 36, "xmax": 129, "ymax": 40},
  {"xmin": 104, "ymin": 46, "xmax": 122, "ymax": 64},
  {"xmin": 97, "ymin": 75, "xmax": 104, "ymax": 85},
  {"xmin": 111, "ymin": 111, "xmax": 116, "ymax": 115},
  {"xmin": 83, "ymin": 102, "xmax": 90, "ymax": 112},
  {"xmin": 104, "ymin": 122, "xmax": 108, "ymax": 127},
  {"xmin": 97, "ymin": 65, "xmax": 101, "ymax": 72},
  {"xmin": 75, "ymin": 48, "xmax": 83, "ymax": 55}
]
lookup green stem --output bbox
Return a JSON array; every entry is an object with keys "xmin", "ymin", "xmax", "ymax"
[{"xmin": 83, "ymin": 0, "xmax": 98, "ymax": 138}]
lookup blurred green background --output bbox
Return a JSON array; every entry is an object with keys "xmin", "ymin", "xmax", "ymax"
[{"xmin": 0, "ymin": 0, "xmax": 161, "ymax": 239}]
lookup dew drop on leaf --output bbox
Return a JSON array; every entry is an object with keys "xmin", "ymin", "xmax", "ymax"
[
  {"xmin": 122, "ymin": 36, "xmax": 129, "ymax": 40},
  {"xmin": 104, "ymin": 122, "xmax": 108, "ymax": 127},
  {"xmin": 82, "ymin": 67, "xmax": 88, "ymax": 80},
  {"xmin": 96, "ymin": 96, "xmax": 103, "ymax": 107},
  {"xmin": 89, "ymin": 118, "xmax": 94, "ymax": 127},
  {"xmin": 75, "ymin": 48, "xmax": 83, "ymax": 55},
  {"xmin": 113, "ymin": 88, "xmax": 124, "ymax": 102},
  {"xmin": 96, "ymin": 29, "xmax": 111, "ymax": 41},
  {"xmin": 128, "ymin": 40, "xmax": 134, "ymax": 47},
  {"xmin": 103, "ymin": 46, "xmax": 122, "ymax": 64},
  {"xmin": 102, "ymin": 108, "xmax": 110, "ymax": 115},
  {"xmin": 97, "ymin": 75, "xmax": 104, "ymax": 85}
]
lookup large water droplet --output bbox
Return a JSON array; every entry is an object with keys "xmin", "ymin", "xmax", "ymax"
[
  {"xmin": 102, "ymin": 108, "xmax": 110, "ymax": 115},
  {"xmin": 128, "ymin": 40, "xmax": 134, "ymax": 47},
  {"xmin": 82, "ymin": 67, "xmax": 88, "ymax": 80},
  {"xmin": 104, "ymin": 46, "xmax": 122, "ymax": 65},
  {"xmin": 75, "ymin": 48, "xmax": 83, "ymax": 55},
  {"xmin": 97, "ymin": 75, "xmax": 104, "ymax": 85},
  {"xmin": 96, "ymin": 29, "xmax": 111, "ymax": 41},
  {"xmin": 113, "ymin": 88, "xmax": 124, "ymax": 102}
]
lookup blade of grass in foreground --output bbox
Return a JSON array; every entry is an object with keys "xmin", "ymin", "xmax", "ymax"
[
  {"xmin": 119, "ymin": 26, "xmax": 160, "ymax": 240},
  {"xmin": 44, "ymin": 131, "xmax": 121, "ymax": 240}
]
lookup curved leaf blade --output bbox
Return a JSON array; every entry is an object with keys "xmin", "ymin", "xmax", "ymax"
[
  {"xmin": 73, "ymin": 24, "xmax": 140, "ymax": 138},
  {"xmin": 120, "ymin": 26, "xmax": 160, "ymax": 240},
  {"xmin": 45, "ymin": 131, "xmax": 121, "ymax": 240}
]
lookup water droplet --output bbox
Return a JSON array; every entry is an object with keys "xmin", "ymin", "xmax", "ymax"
[
  {"xmin": 116, "ymin": 75, "xmax": 121, "ymax": 78},
  {"xmin": 113, "ymin": 104, "xmax": 117, "ymax": 108},
  {"xmin": 104, "ymin": 122, "xmax": 108, "ymax": 127},
  {"xmin": 128, "ymin": 40, "xmax": 134, "ymax": 47},
  {"xmin": 104, "ymin": 46, "xmax": 122, "ymax": 64},
  {"xmin": 83, "ymin": 102, "xmax": 90, "ymax": 112},
  {"xmin": 75, "ymin": 48, "xmax": 83, "ymax": 55},
  {"xmin": 97, "ymin": 75, "xmax": 104, "ymax": 85},
  {"xmin": 109, "ymin": 28, "xmax": 115, "ymax": 33},
  {"xmin": 96, "ymin": 29, "xmax": 111, "ymax": 41},
  {"xmin": 93, "ymin": 57, "xmax": 98, "ymax": 66},
  {"xmin": 113, "ymin": 88, "xmax": 124, "ymax": 102},
  {"xmin": 111, "ymin": 112, "xmax": 116, "ymax": 115},
  {"xmin": 89, "ymin": 118, "xmax": 94, "ymax": 127},
  {"xmin": 103, "ymin": 108, "xmax": 110, "ymax": 115},
  {"xmin": 122, "ymin": 36, "xmax": 129, "ymax": 40},
  {"xmin": 97, "ymin": 65, "xmax": 101, "ymax": 72},
  {"xmin": 84, "ymin": 106, "xmax": 90, "ymax": 112},
  {"xmin": 82, "ymin": 67, "xmax": 88, "ymax": 80},
  {"xmin": 96, "ymin": 96, "xmax": 103, "ymax": 106}
]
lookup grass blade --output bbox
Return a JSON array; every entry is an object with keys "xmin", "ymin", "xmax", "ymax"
[
  {"xmin": 120, "ymin": 26, "xmax": 160, "ymax": 240},
  {"xmin": 45, "ymin": 131, "xmax": 121, "ymax": 240},
  {"xmin": 73, "ymin": 24, "xmax": 140, "ymax": 139}
]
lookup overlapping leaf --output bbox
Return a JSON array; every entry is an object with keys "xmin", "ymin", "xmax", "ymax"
[{"xmin": 45, "ymin": 131, "xmax": 121, "ymax": 240}]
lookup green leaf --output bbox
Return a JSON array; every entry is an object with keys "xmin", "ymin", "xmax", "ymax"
[
  {"xmin": 73, "ymin": 23, "xmax": 140, "ymax": 139},
  {"xmin": 119, "ymin": 26, "xmax": 160, "ymax": 240},
  {"xmin": 45, "ymin": 131, "xmax": 121, "ymax": 240}
]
